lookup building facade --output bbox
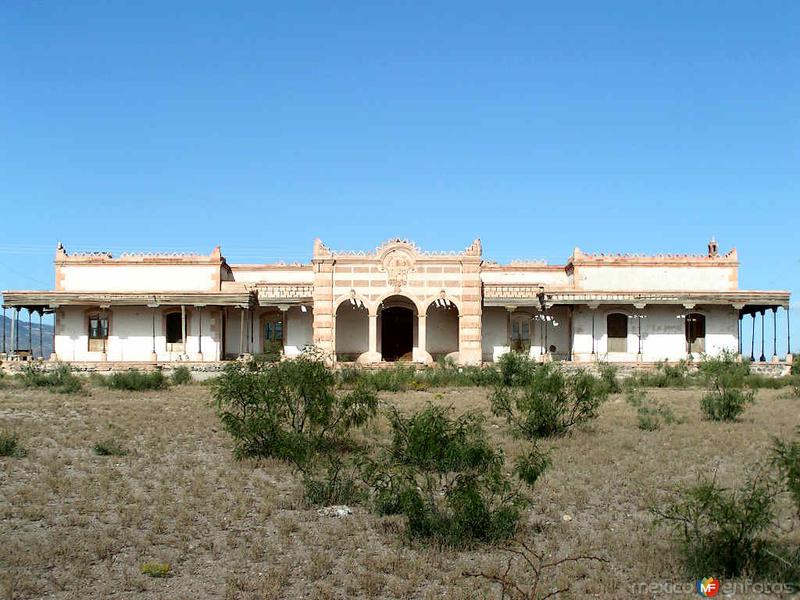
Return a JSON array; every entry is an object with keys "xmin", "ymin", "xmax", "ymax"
[{"xmin": 0, "ymin": 238, "xmax": 792, "ymax": 365}]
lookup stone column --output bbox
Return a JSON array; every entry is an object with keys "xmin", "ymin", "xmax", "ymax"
[
  {"xmin": 368, "ymin": 313, "xmax": 378, "ymax": 355},
  {"xmin": 458, "ymin": 259, "xmax": 483, "ymax": 365},
  {"xmin": 414, "ymin": 313, "xmax": 433, "ymax": 364}
]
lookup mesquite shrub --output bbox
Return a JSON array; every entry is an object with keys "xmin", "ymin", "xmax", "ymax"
[
  {"xmin": 698, "ymin": 351, "xmax": 754, "ymax": 421},
  {"xmin": 491, "ymin": 363, "xmax": 608, "ymax": 439},
  {"xmin": 654, "ymin": 471, "xmax": 779, "ymax": 578},
  {"xmin": 364, "ymin": 404, "xmax": 550, "ymax": 547},
  {"xmin": 214, "ymin": 355, "xmax": 378, "ymax": 506}
]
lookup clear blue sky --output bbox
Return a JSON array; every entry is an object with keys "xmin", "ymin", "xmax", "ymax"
[{"xmin": 1, "ymin": 1, "xmax": 797, "ymax": 352}]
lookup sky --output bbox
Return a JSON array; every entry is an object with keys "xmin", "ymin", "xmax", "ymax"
[{"xmin": 0, "ymin": 1, "xmax": 798, "ymax": 352}]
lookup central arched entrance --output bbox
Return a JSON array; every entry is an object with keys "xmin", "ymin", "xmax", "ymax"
[{"xmin": 379, "ymin": 295, "xmax": 416, "ymax": 361}]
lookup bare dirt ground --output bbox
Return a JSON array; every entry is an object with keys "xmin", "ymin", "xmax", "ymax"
[{"xmin": 1, "ymin": 382, "xmax": 799, "ymax": 599}]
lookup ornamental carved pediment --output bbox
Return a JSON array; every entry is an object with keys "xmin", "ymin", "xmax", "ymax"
[{"xmin": 379, "ymin": 246, "xmax": 416, "ymax": 292}]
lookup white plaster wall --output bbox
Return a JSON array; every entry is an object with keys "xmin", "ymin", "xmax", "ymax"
[
  {"xmin": 481, "ymin": 307, "xmax": 509, "ymax": 362},
  {"xmin": 576, "ymin": 265, "xmax": 736, "ymax": 291},
  {"xmin": 481, "ymin": 269, "xmax": 569, "ymax": 286},
  {"xmin": 335, "ymin": 305, "xmax": 369, "ymax": 356},
  {"xmin": 426, "ymin": 305, "xmax": 459, "ymax": 356},
  {"xmin": 61, "ymin": 265, "xmax": 219, "ymax": 292},
  {"xmin": 54, "ymin": 306, "xmax": 221, "ymax": 362},
  {"xmin": 229, "ymin": 267, "xmax": 314, "ymax": 284},
  {"xmin": 571, "ymin": 304, "xmax": 738, "ymax": 362},
  {"xmin": 223, "ymin": 308, "xmax": 253, "ymax": 357},
  {"xmin": 285, "ymin": 307, "xmax": 314, "ymax": 357}
]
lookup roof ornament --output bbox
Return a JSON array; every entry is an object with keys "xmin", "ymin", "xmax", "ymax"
[{"xmin": 708, "ymin": 237, "xmax": 719, "ymax": 258}]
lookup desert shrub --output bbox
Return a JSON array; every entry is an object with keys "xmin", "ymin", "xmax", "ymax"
[
  {"xmin": 654, "ymin": 471, "xmax": 780, "ymax": 578},
  {"xmin": 364, "ymin": 404, "xmax": 549, "ymax": 547},
  {"xmin": 140, "ymin": 562, "xmax": 171, "ymax": 578},
  {"xmin": 262, "ymin": 340, "xmax": 283, "ymax": 362},
  {"xmin": 301, "ymin": 454, "xmax": 364, "ymax": 506},
  {"xmin": 104, "ymin": 370, "xmax": 168, "ymax": 391},
  {"xmin": 337, "ymin": 362, "xmax": 502, "ymax": 391},
  {"xmin": 698, "ymin": 351, "xmax": 754, "ymax": 421},
  {"xmin": 0, "ymin": 430, "xmax": 25, "ymax": 458},
  {"xmin": 497, "ymin": 352, "xmax": 537, "ymax": 387},
  {"xmin": 93, "ymin": 440, "xmax": 127, "ymax": 456},
  {"xmin": 597, "ymin": 362, "xmax": 621, "ymax": 394},
  {"xmin": 491, "ymin": 363, "xmax": 608, "ymax": 439},
  {"xmin": 170, "ymin": 366, "xmax": 192, "ymax": 386},
  {"xmin": 772, "ymin": 430, "xmax": 800, "ymax": 517},
  {"xmin": 625, "ymin": 387, "xmax": 679, "ymax": 431},
  {"xmin": 214, "ymin": 356, "xmax": 378, "ymax": 464},
  {"xmin": 464, "ymin": 540, "xmax": 608, "ymax": 599},
  {"xmin": 625, "ymin": 360, "xmax": 694, "ymax": 389},
  {"xmin": 700, "ymin": 388, "xmax": 754, "ymax": 421},
  {"xmin": 19, "ymin": 363, "xmax": 83, "ymax": 394},
  {"xmin": 792, "ymin": 355, "xmax": 800, "ymax": 376},
  {"xmin": 215, "ymin": 356, "xmax": 379, "ymax": 506}
]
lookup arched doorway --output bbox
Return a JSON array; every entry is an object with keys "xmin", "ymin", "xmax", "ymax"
[{"xmin": 379, "ymin": 295, "xmax": 416, "ymax": 361}]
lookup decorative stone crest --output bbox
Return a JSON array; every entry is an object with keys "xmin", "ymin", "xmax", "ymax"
[{"xmin": 379, "ymin": 247, "xmax": 416, "ymax": 292}]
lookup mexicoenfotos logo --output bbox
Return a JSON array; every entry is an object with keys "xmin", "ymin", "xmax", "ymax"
[{"xmin": 696, "ymin": 577, "xmax": 720, "ymax": 597}]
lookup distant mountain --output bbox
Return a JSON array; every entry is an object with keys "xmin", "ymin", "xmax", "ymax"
[{"xmin": 1, "ymin": 315, "xmax": 54, "ymax": 358}]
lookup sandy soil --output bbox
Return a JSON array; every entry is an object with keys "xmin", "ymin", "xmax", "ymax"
[{"xmin": 1, "ymin": 382, "xmax": 798, "ymax": 599}]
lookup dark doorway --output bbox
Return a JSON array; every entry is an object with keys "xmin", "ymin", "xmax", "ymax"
[{"xmin": 381, "ymin": 306, "xmax": 413, "ymax": 361}]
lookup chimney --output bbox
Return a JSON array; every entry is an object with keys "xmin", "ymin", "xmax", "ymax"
[{"xmin": 707, "ymin": 237, "xmax": 719, "ymax": 258}]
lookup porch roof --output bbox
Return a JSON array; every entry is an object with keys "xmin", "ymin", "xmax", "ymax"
[
  {"xmin": 483, "ymin": 285, "xmax": 790, "ymax": 310},
  {"xmin": 1, "ymin": 290, "xmax": 255, "ymax": 309}
]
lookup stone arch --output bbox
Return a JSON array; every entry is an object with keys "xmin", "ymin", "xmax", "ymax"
[
  {"xmin": 423, "ymin": 296, "xmax": 460, "ymax": 362},
  {"xmin": 334, "ymin": 297, "xmax": 369, "ymax": 361}
]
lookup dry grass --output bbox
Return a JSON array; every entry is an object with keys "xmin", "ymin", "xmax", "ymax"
[{"xmin": 1, "ymin": 382, "xmax": 799, "ymax": 599}]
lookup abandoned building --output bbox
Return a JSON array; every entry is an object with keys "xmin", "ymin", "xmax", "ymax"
[{"xmin": 0, "ymin": 238, "xmax": 792, "ymax": 366}]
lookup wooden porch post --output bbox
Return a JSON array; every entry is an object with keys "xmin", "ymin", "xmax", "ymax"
[
  {"xmin": 239, "ymin": 307, "xmax": 245, "ymax": 356},
  {"xmin": 180, "ymin": 305, "xmax": 186, "ymax": 356}
]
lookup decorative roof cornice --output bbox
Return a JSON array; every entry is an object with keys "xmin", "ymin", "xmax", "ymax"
[
  {"xmin": 313, "ymin": 237, "xmax": 482, "ymax": 259},
  {"xmin": 569, "ymin": 247, "xmax": 738, "ymax": 265}
]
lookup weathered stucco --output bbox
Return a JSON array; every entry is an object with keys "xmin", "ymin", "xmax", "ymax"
[{"xmin": 1, "ymin": 238, "xmax": 791, "ymax": 365}]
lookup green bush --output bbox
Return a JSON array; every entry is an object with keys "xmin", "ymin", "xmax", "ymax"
[
  {"xmin": 490, "ymin": 363, "xmax": 608, "ymax": 439},
  {"xmin": 0, "ymin": 430, "xmax": 25, "ymax": 458},
  {"xmin": 772, "ymin": 430, "xmax": 800, "ymax": 518},
  {"xmin": 625, "ymin": 387, "xmax": 679, "ymax": 431},
  {"xmin": 654, "ymin": 472, "xmax": 780, "ymax": 578},
  {"xmin": 215, "ymin": 356, "xmax": 379, "ymax": 507},
  {"xmin": 104, "ymin": 370, "xmax": 168, "ymax": 391},
  {"xmin": 497, "ymin": 352, "xmax": 537, "ymax": 387},
  {"xmin": 214, "ymin": 356, "xmax": 378, "ymax": 464},
  {"xmin": 791, "ymin": 355, "xmax": 800, "ymax": 377},
  {"xmin": 597, "ymin": 362, "xmax": 621, "ymax": 394},
  {"xmin": 140, "ymin": 562, "xmax": 171, "ymax": 578},
  {"xmin": 699, "ymin": 351, "xmax": 754, "ymax": 421},
  {"xmin": 170, "ymin": 366, "xmax": 192, "ymax": 386},
  {"xmin": 301, "ymin": 454, "xmax": 364, "ymax": 506},
  {"xmin": 700, "ymin": 388, "xmax": 755, "ymax": 421},
  {"xmin": 625, "ymin": 360, "xmax": 695, "ymax": 389},
  {"xmin": 335, "ymin": 362, "xmax": 502, "ymax": 392},
  {"xmin": 364, "ymin": 404, "xmax": 549, "ymax": 546},
  {"xmin": 93, "ymin": 440, "xmax": 128, "ymax": 456},
  {"xmin": 19, "ymin": 363, "xmax": 83, "ymax": 394}
]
